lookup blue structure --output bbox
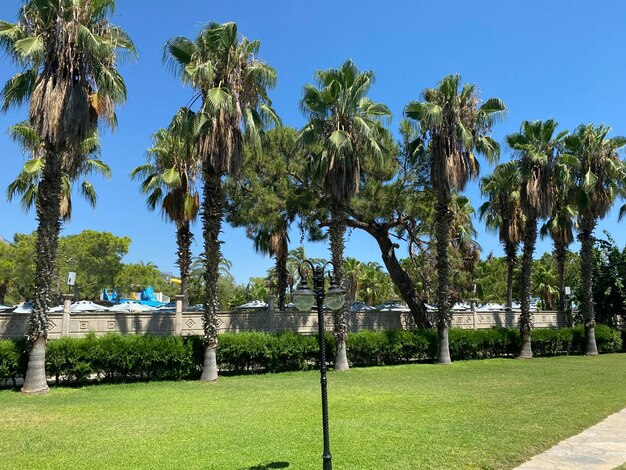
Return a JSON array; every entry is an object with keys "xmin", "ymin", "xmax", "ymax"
[{"xmin": 101, "ymin": 286, "xmax": 168, "ymax": 308}]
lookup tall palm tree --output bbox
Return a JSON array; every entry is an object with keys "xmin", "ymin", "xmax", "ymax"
[
  {"xmin": 507, "ymin": 120, "xmax": 566, "ymax": 358},
  {"xmin": 7, "ymin": 121, "xmax": 110, "ymax": 220},
  {"xmin": 479, "ymin": 162, "xmax": 523, "ymax": 308},
  {"xmin": 405, "ymin": 74, "xmax": 505, "ymax": 364},
  {"xmin": 1, "ymin": 0, "xmax": 135, "ymax": 394},
  {"xmin": 539, "ymin": 157, "xmax": 576, "ymax": 315},
  {"xmin": 165, "ymin": 22, "xmax": 277, "ymax": 381},
  {"xmin": 563, "ymin": 124, "xmax": 626, "ymax": 355},
  {"xmin": 131, "ymin": 108, "xmax": 200, "ymax": 311},
  {"xmin": 299, "ymin": 59, "xmax": 392, "ymax": 371}
]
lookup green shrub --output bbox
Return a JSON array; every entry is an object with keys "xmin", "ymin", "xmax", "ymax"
[
  {"xmin": 0, "ymin": 339, "xmax": 20, "ymax": 385},
  {"xmin": 531, "ymin": 328, "xmax": 574, "ymax": 356},
  {"xmin": 0, "ymin": 326, "xmax": 624, "ymax": 388},
  {"xmin": 572, "ymin": 325, "xmax": 623, "ymax": 354}
]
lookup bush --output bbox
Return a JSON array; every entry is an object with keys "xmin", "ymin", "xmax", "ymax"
[
  {"xmin": 0, "ymin": 339, "xmax": 21, "ymax": 385},
  {"xmin": 0, "ymin": 326, "xmax": 624, "ymax": 388}
]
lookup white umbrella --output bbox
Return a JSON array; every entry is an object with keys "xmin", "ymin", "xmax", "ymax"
[
  {"xmin": 47, "ymin": 305, "xmax": 64, "ymax": 312},
  {"xmin": 349, "ymin": 302, "xmax": 375, "ymax": 312},
  {"xmin": 109, "ymin": 302, "xmax": 156, "ymax": 313},
  {"xmin": 374, "ymin": 301, "xmax": 410, "ymax": 312},
  {"xmin": 236, "ymin": 300, "xmax": 268, "ymax": 309},
  {"xmin": 13, "ymin": 302, "xmax": 33, "ymax": 313},
  {"xmin": 70, "ymin": 301, "xmax": 108, "ymax": 312},
  {"xmin": 0, "ymin": 304, "xmax": 15, "ymax": 312}
]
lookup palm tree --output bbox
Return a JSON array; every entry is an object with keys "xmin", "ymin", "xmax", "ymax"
[
  {"xmin": 539, "ymin": 157, "xmax": 576, "ymax": 315},
  {"xmin": 479, "ymin": 162, "xmax": 523, "ymax": 308},
  {"xmin": 131, "ymin": 108, "xmax": 200, "ymax": 311},
  {"xmin": 7, "ymin": 122, "xmax": 110, "ymax": 220},
  {"xmin": 252, "ymin": 227, "xmax": 289, "ymax": 310},
  {"xmin": 563, "ymin": 124, "xmax": 626, "ymax": 355},
  {"xmin": 299, "ymin": 59, "xmax": 392, "ymax": 371},
  {"xmin": 1, "ymin": 0, "xmax": 135, "ymax": 394},
  {"xmin": 165, "ymin": 22, "xmax": 277, "ymax": 381},
  {"xmin": 507, "ymin": 120, "xmax": 567, "ymax": 358},
  {"xmin": 343, "ymin": 257, "xmax": 363, "ymax": 304},
  {"xmin": 531, "ymin": 262, "xmax": 559, "ymax": 310},
  {"xmin": 405, "ymin": 74, "xmax": 505, "ymax": 364}
]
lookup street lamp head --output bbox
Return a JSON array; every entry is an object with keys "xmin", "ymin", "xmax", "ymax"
[
  {"xmin": 325, "ymin": 278, "xmax": 346, "ymax": 311},
  {"xmin": 293, "ymin": 279, "xmax": 316, "ymax": 312}
]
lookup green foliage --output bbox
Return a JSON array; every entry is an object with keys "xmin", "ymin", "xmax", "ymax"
[
  {"xmin": 1, "ymin": 327, "xmax": 623, "ymax": 387},
  {"xmin": 114, "ymin": 262, "xmax": 171, "ymax": 296},
  {"xmin": 0, "ymin": 339, "xmax": 20, "ymax": 384},
  {"xmin": 0, "ymin": 230, "xmax": 130, "ymax": 302}
]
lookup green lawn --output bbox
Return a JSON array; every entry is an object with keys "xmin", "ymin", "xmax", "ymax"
[{"xmin": 1, "ymin": 355, "xmax": 626, "ymax": 469}]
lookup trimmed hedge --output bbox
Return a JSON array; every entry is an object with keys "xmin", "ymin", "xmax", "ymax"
[{"xmin": 0, "ymin": 326, "xmax": 623, "ymax": 386}]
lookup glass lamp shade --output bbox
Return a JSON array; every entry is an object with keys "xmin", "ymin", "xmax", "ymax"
[
  {"xmin": 293, "ymin": 286, "xmax": 316, "ymax": 311},
  {"xmin": 325, "ymin": 285, "xmax": 346, "ymax": 310}
]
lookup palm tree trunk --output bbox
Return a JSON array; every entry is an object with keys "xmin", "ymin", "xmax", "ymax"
[
  {"xmin": 554, "ymin": 241, "xmax": 567, "ymax": 315},
  {"xmin": 504, "ymin": 240, "xmax": 517, "ymax": 309},
  {"xmin": 22, "ymin": 150, "xmax": 63, "ymax": 394},
  {"xmin": 578, "ymin": 216, "xmax": 598, "ymax": 355},
  {"xmin": 435, "ymin": 191, "xmax": 452, "ymax": 365},
  {"xmin": 330, "ymin": 204, "xmax": 349, "ymax": 371},
  {"xmin": 276, "ymin": 233, "xmax": 288, "ymax": 311},
  {"xmin": 200, "ymin": 164, "xmax": 222, "ymax": 381},
  {"xmin": 176, "ymin": 221, "xmax": 193, "ymax": 311},
  {"xmin": 519, "ymin": 217, "xmax": 537, "ymax": 359}
]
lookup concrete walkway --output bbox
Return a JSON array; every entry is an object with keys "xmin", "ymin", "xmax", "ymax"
[{"xmin": 516, "ymin": 408, "xmax": 626, "ymax": 469}]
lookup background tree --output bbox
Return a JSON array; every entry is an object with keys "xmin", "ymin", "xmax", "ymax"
[
  {"xmin": 405, "ymin": 74, "xmax": 505, "ymax": 364},
  {"xmin": 540, "ymin": 150, "xmax": 577, "ymax": 314},
  {"xmin": 479, "ymin": 162, "xmax": 523, "ymax": 308},
  {"xmin": 564, "ymin": 124, "xmax": 626, "ymax": 355},
  {"xmin": 299, "ymin": 60, "xmax": 392, "ymax": 370},
  {"xmin": 165, "ymin": 21, "xmax": 277, "ymax": 381},
  {"xmin": 131, "ymin": 108, "xmax": 200, "ymax": 310},
  {"xmin": 226, "ymin": 127, "xmax": 305, "ymax": 311},
  {"xmin": 0, "ymin": 0, "xmax": 135, "ymax": 394},
  {"xmin": 590, "ymin": 232, "xmax": 626, "ymax": 328},
  {"xmin": 507, "ymin": 119, "xmax": 566, "ymax": 358}
]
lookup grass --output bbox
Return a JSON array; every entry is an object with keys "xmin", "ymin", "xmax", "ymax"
[{"xmin": 1, "ymin": 355, "xmax": 626, "ymax": 469}]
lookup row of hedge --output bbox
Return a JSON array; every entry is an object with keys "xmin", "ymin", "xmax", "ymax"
[{"xmin": 1, "ymin": 326, "xmax": 624, "ymax": 386}]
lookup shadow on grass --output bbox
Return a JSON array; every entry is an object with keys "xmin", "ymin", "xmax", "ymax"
[{"xmin": 242, "ymin": 462, "xmax": 289, "ymax": 470}]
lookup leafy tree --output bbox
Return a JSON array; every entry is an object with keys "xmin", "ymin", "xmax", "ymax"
[
  {"xmin": 564, "ymin": 124, "xmax": 626, "ymax": 354},
  {"xmin": 57, "ymin": 230, "xmax": 130, "ymax": 300},
  {"xmin": 226, "ymin": 127, "xmax": 305, "ymax": 311},
  {"xmin": 507, "ymin": 119, "xmax": 566, "ymax": 358},
  {"xmin": 114, "ymin": 262, "xmax": 169, "ymax": 297},
  {"xmin": 0, "ymin": 0, "xmax": 136, "ymax": 394},
  {"xmin": 299, "ymin": 59, "xmax": 392, "ymax": 370},
  {"xmin": 131, "ymin": 108, "xmax": 200, "ymax": 310},
  {"xmin": 472, "ymin": 256, "xmax": 509, "ymax": 304},
  {"xmin": 479, "ymin": 162, "xmax": 523, "ymax": 308},
  {"xmin": 405, "ymin": 74, "xmax": 505, "ymax": 364},
  {"xmin": 165, "ymin": 21, "xmax": 277, "ymax": 381},
  {"xmin": 0, "ymin": 241, "xmax": 15, "ymax": 304},
  {"xmin": 590, "ymin": 232, "xmax": 626, "ymax": 327}
]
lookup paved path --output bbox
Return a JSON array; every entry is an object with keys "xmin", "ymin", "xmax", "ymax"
[{"xmin": 516, "ymin": 408, "xmax": 626, "ymax": 469}]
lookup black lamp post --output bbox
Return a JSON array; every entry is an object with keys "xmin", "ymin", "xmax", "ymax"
[{"xmin": 293, "ymin": 260, "xmax": 346, "ymax": 470}]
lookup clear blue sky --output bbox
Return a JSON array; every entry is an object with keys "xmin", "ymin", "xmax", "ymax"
[{"xmin": 1, "ymin": 0, "xmax": 625, "ymax": 284}]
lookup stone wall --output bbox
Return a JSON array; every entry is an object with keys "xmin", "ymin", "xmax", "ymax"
[{"xmin": 0, "ymin": 308, "xmax": 570, "ymax": 340}]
